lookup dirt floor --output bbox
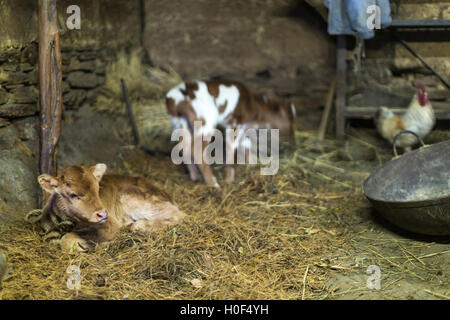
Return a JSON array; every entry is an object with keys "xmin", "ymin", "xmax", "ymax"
[{"xmin": 0, "ymin": 99, "xmax": 449, "ymax": 300}]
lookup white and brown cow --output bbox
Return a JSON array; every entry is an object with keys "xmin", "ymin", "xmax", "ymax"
[{"xmin": 166, "ymin": 79, "xmax": 296, "ymax": 187}]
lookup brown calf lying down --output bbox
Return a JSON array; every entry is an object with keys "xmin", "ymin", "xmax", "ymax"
[{"xmin": 38, "ymin": 164, "xmax": 186, "ymax": 252}]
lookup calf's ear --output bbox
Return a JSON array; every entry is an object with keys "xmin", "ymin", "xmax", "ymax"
[
  {"xmin": 90, "ymin": 163, "xmax": 107, "ymax": 181},
  {"xmin": 37, "ymin": 174, "xmax": 59, "ymax": 193}
]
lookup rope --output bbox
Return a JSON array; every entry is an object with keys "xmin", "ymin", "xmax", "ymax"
[
  {"xmin": 24, "ymin": 208, "xmax": 75, "ymax": 235},
  {"xmin": 24, "ymin": 209, "xmax": 44, "ymax": 224}
]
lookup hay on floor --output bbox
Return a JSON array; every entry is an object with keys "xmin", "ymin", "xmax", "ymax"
[{"xmin": 1, "ymin": 126, "xmax": 449, "ymax": 299}]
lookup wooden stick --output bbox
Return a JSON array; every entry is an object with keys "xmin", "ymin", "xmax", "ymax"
[
  {"xmin": 302, "ymin": 265, "xmax": 309, "ymax": 300},
  {"xmin": 121, "ymin": 78, "xmax": 140, "ymax": 146},
  {"xmin": 38, "ymin": 0, "xmax": 63, "ymax": 205},
  {"xmin": 424, "ymin": 289, "xmax": 450, "ymax": 300},
  {"xmin": 318, "ymin": 76, "xmax": 336, "ymax": 140},
  {"xmin": 120, "ymin": 78, "xmax": 168, "ymax": 156}
]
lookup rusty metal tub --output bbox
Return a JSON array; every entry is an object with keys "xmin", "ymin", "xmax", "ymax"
[{"xmin": 363, "ymin": 140, "xmax": 450, "ymax": 236}]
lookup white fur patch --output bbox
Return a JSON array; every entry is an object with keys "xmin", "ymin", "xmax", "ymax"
[
  {"xmin": 216, "ymin": 84, "xmax": 240, "ymax": 125},
  {"xmin": 167, "ymin": 81, "xmax": 241, "ymax": 136},
  {"xmin": 190, "ymin": 81, "xmax": 218, "ymax": 136},
  {"xmin": 166, "ymin": 82, "xmax": 187, "ymax": 105}
]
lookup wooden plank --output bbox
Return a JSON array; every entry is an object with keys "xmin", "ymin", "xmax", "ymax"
[
  {"xmin": 345, "ymin": 106, "xmax": 450, "ymax": 120},
  {"xmin": 38, "ymin": 0, "xmax": 63, "ymax": 204}
]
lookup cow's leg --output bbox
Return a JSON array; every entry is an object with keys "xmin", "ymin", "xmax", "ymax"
[
  {"xmin": 121, "ymin": 189, "xmax": 186, "ymax": 233},
  {"xmin": 131, "ymin": 219, "xmax": 175, "ymax": 233},
  {"xmin": 177, "ymin": 117, "xmax": 203, "ymax": 182},
  {"xmin": 183, "ymin": 132, "xmax": 202, "ymax": 182},
  {"xmin": 177, "ymin": 107, "xmax": 219, "ymax": 188},
  {"xmin": 188, "ymin": 123, "xmax": 219, "ymax": 188},
  {"xmin": 60, "ymin": 232, "xmax": 91, "ymax": 253},
  {"xmin": 170, "ymin": 114, "xmax": 202, "ymax": 182},
  {"xmin": 186, "ymin": 164, "xmax": 202, "ymax": 182},
  {"xmin": 196, "ymin": 138, "xmax": 220, "ymax": 188},
  {"xmin": 225, "ymin": 129, "xmax": 236, "ymax": 183},
  {"xmin": 129, "ymin": 202, "xmax": 186, "ymax": 233}
]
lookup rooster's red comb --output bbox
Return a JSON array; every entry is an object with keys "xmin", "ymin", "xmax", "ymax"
[{"xmin": 416, "ymin": 80, "xmax": 426, "ymax": 91}]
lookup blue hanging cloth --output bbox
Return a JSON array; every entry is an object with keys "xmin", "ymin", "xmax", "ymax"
[{"xmin": 324, "ymin": 0, "xmax": 392, "ymax": 39}]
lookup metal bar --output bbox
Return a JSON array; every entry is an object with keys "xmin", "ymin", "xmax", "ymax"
[
  {"xmin": 390, "ymin": 20, "xmax": 450, "ymax": 28},
  {"xmin": 392, "ymin": 34, "xmax": 450, "ymax": 90}
]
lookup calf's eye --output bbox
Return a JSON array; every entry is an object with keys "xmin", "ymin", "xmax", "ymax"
[{"xmin": 69, "ymin": 193, "xmax": 79, "ymax": 199}]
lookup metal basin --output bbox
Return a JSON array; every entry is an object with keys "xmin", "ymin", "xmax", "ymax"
[{"xmin": 363, "ymin": 140, "xmax": 450, "ymax": 236}]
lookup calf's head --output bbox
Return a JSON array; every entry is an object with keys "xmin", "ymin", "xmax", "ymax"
[
  {"xmin": 261, "ymin": 91, "xmax": 296, "ymax": 136},
  {"xmin": 38, "ymin": 164, "xmax": 108, "ymax": 225}
]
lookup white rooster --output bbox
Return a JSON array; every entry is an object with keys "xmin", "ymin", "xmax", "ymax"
[{"xmin": 374, "ymin": 81, "xmax": 436, "ymax": 152}]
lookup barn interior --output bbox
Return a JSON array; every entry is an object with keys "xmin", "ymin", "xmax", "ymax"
[{"xmin": 0, "ymin": 0, "xmax": 449, "ymax": 300}]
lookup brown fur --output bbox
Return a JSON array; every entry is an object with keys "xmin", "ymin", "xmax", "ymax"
[
  {"xmin": 166, "ymin": 97, "xmax": 177, "ymax": 116},
  {"xmin": 38, "ymin": 164, "xmax": 186, "ymax": 252},
  {"xmin": 218, "ymin": 102, "xmax": 227, "ymax": 114},
  {"xmin": 207, "ymin": 81, "xmax": 220, "ymax": 98},
  {"xmin": 205, "ymin": 79, "xmax": 294, "ymax": 136},
  {"xmin": 181, "ymin": 82, "xmax": 199, "ymax": 100}
]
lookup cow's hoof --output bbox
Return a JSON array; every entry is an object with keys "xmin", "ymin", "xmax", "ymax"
[
  {"xmin": 60, "ymin": 233, "xmax": 90, "ymax": 253},
  {"xmin": 189, "ymin": 172, "xmax": 202, "ymax": 182},
  {"xmin": 206, "ymin": 180, "xmax": 220, "ymax": 189}
]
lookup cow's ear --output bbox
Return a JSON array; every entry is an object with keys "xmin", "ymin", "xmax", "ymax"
[
  {"xmin": 38, "ymin": 174, "xmax": 59, "ymax": 193},
  {"xmin": 90, "ymin": 163, "xmax": 107, "ymax": 181}
]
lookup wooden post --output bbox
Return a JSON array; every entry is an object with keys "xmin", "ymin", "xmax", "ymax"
[
  {"xmin": 38, "ymin": 0, "xmax": 63, "ymax": 204},
  {"xmin": 318, "ymin": 76, "xmax": 336, "ymax": 140},
  {"xmin": 121, "ymin": 79, "xmax": 140, "ymax": 146},
  {"xmin": 336, "ymin": 35, "xmax": 347, "ymax": 140}
]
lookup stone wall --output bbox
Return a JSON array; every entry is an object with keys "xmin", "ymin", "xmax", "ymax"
[
  {"xmin": 0, "ymin": 0, "xmax": 142, "ymax": 222},
  {"xmin": 144, "ymin": 0, "xmax": 336, "ymax": 99},
  {"xmin": 1, "ymin": 0, "xmax": 448, "ymax": 222}
]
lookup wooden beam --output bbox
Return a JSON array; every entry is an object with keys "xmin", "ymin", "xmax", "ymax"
[
  {"xmin": 345, "ymin": 106, "xmax": 450, "ymax": 120},
  {"xmin": 38, "ymin": 0, "xmax": 63, "ymax": 203}
]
